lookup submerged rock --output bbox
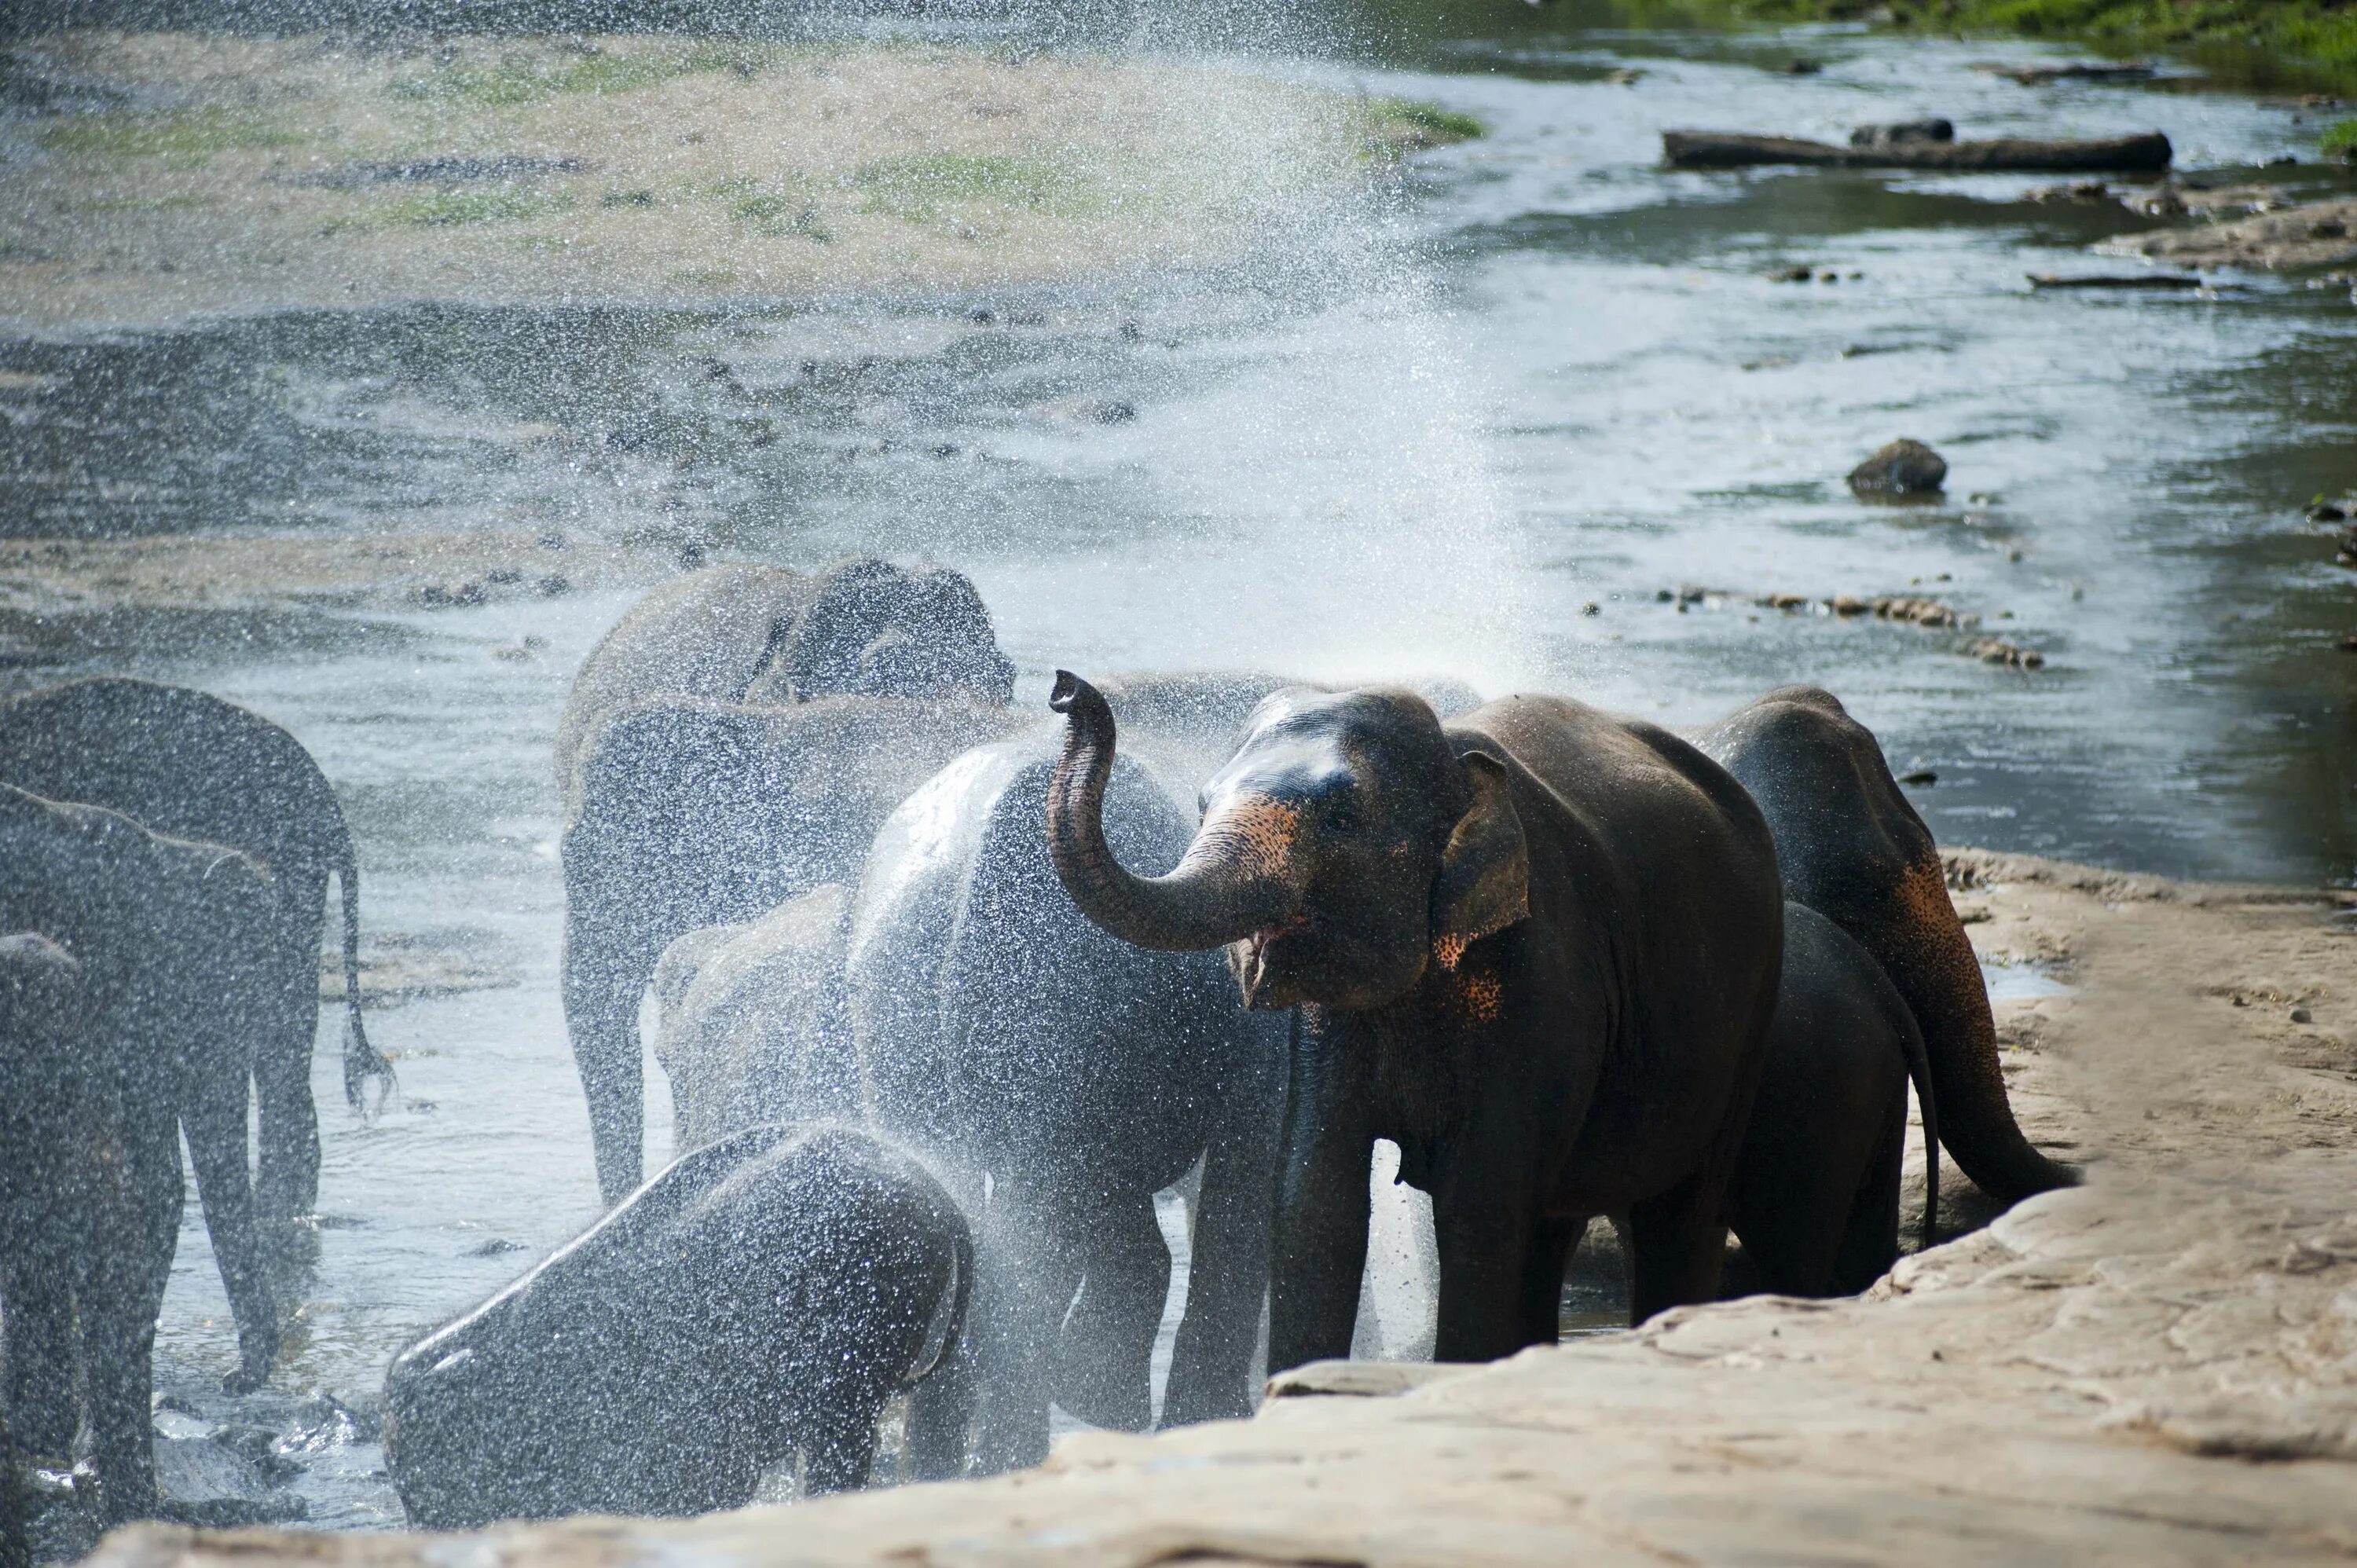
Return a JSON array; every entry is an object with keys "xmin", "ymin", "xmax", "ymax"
[
  {"xmin": 1847, "ymin": 438, "xmax": 1948, "ymax": 496},
  {"xmin": 2102, "ymin": 196, "xmax": 2357, "ymax": 271},
  {"xmin": 154, "ymin": 1436, "xmax": 308, "ymax": 1528}
]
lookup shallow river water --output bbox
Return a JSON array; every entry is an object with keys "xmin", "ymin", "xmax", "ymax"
[{"xmin": 2, "ymin": 7, "xmax": 2353, "ymax": 1536}]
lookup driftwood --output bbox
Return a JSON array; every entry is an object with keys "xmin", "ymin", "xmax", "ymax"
[
  {"xmin": 1974, "ymin": 60, "xmax": 2155, "ymax": 86},
  {"xmin": 2027, "ymin": 273, "xmax": 2205, "ymax": 291},
  {"xmin": 1663, "ymin": 130, "xmax": 2172, "ymax": 172}
]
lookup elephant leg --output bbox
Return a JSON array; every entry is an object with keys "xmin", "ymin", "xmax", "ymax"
[
  {"xmin": 251, "ymin": 893, "xmax": 327, "ymax": 1232},
  {"xmin": 1827, "ymin": 1094, "xmax": 1908, "ymax": 1297},
  {"xmin": 560, "ymin": 887, "xmax": 665, "ymax": 1206},
  {"xmin": 904, "ymin": 1324, "xmax": 979, "ymax": 1482},
  {"xmin": 1431, "ymin": 1178, "xmax": 1545, "ymax": 1362},
  {"xmin": 799, "ymin": 1385, "xmax": 885, "ymax": 1497},
  {"xmin": 1267, "ymin": 1018, "xmax": 1374, "ymax": 1377},
  {"xmin": 968, "ymin": 1196, "xmax": 1083, "ymax": 1475},
  {"xmin": 0, "ymin": 1394, "xmax": 27, "ymax": 1568},
  {"xmin": 181, "ymin": 1073, "xmax": 280, "ymax": 1394},
  {"xmin": 1519, "ymin": 1216, "xmax": 1582, "ymax": 1347},
  {"xmin": 1625, "ymin": 1163, "xmax": 1739, "ymax": 1324},
  {"xmin": 84, "ymin": 1104, "xmax": 181, "ymax": 1524},
  {"xmin": 0, "ymin": 1241, "xmax": 77, "ymax": 1461},
  {"xmin": 1164, "ymin": 1098, "xmax": 1281, "ymax": 1427},
  {"xmin": 1053, "ymin": 1189, "xmax": 1168, "ymax": 1433}
]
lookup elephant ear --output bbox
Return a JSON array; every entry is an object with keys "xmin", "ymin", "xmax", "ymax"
[{"xmin": 1430, "ymin": 749, "xmax": 1529, "ymax": 968}]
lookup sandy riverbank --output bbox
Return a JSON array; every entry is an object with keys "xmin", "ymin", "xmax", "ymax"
[
  {"xmin": 80, "ymin": 848, "xmax": 2357, "ymax": 1564},
  {"xmin": 0, "ymin": 32, "xmax": 1467, "ymax": 332}
]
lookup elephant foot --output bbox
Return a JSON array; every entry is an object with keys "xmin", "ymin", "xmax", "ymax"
[{"xmin": 222, "ymin": 1335, "xmax": 279, "ymax": 1397}]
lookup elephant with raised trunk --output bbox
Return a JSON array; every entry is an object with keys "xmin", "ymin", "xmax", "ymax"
[
  {"xmin": 846, "ymin": 730, "xmax": 1288, "ymax": 1472},
  {"xmin": 384, "ymin": 1123, "xmax": 971, "ymax": 1526},
  {"xmin": 1692, "ymin": 684, "xmax": 2074, "ymax": 1203},
  {"xmin": 558, "ymin": 558, "xmax": 1025, "ymax": 1203},
  {"xmin": 0, "ymin": 677, "xmax": 391, "ymax": 1232},
  {"xmin": 1043, "ymin": 674, "xmax": 1786, "ymax": 1371},
  {"xmin": 1, "ymin": 787, "xmax": 283, "ymax": 1522}
]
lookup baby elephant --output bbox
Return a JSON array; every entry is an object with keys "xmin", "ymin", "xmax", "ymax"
[
  {"xmin": 1728, "ymin": 904, "xmax": 1939, "ymax": 1298},
  {"xmin": 383, "ymin": 1124, "xmax": 970, "ymax": 1527}
]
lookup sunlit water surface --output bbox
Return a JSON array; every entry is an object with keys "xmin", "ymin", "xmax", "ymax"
[{"xmin": 2, "ymin": 16, "xmax": 2352, "ymax": 1533}]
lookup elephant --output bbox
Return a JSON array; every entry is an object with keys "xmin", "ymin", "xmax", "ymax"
[
  {"xmin": 0, "ymin": 788, "xmax": 284, "ymax": 1522},
  {"xmin": 1691, "ymin": 685, "xmax": 2075, "ymax": 1203},
  {"xmin": 845, "ymin": 728, "xmax": 1289, "ymax": 1473},
  {"xmin": 1728, "ymin": 903, "xmax": 1938, "ymax": 1299},
  {"xmin": 0, "ymin": 676, "xmax": 393, "ymax": 1231},
  {"xmin": 1043, "ymin": 673, "xmax": 1786, "ymax": 1372},
  {"xmin": 382, "ymin": 1123, "xmax": 971, "ymax": 1526},
  {"xmin": 651, "ymin": 884, "xmax": 856, "ymax": 1150},
  {"xmin": 558, "ymin": 558, "xmax": 1028, "ymax": 1202}
]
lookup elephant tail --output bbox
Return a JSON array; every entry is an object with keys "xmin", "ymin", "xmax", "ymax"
[
  {"xmin": 1892, "ymin": 981, "xmax": 1939, "ymax": 1249},
  {"xmin": 338, "ymin": 836, "xmax": 398, "ymax": 1116},
  {"xmin": 1882, "ymin": 858, "xmax": 2073, "ymax": 1203}
]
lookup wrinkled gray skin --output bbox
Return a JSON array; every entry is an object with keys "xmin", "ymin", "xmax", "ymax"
[
  {"xmin": 0, "ymin": 677, "xmax": 392, "ymax": 1233},
  {"xmin": 1045, "ymin": 676, "xmax": 1786, "ymax": 1371},
  {"xmin": 558, "ymin": 559, "xmax": 1024, "ymax": 1203},
  {"xmin": 1730, "ymin": 903, "xmax": 1939, "ymax": 1299},
  {"xmin": 383, "ymin": 1124, "xmax": 970, "ymax": 1526},
  {"xmin": 1692, "ymin": 685, "xmax": 2073, "ymax": 1203},
  {"xmin": 651, "ymin": 885, "xmax": 856, "ymax": 1150},
  {"xmin": 847, "ymin": 731, "xmax": 1290, "ymax": 1475},
  {"xmin": 0, "ymin": 789, "xmax": 281, "ymax": 1522}
]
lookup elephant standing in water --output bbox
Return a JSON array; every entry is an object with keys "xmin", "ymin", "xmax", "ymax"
[
  {"xmin": 1692, "ymin": 684, "xmax": 2074, "ymax": 1203},
  {"xmin": 1045, "ymin": 675, "xmax": 1786, "ymax": 1371},
  {"xmin": 845, "ymin": 731, "xmax": 1288, "ymax": 1473},
  {"xmin": 1, "ymin": 788, "xmax": 282, "ymax": 1522},
  {"xmin": 559, "ymin": 559, "xmax": 1025, "ymax": 1202},
  {"xmin": 384, "ymin": 1124, "xmax": 971, "ymax": 1525},
  {"xmin": 0, "ymin": 677, "xmax": 392, "ymax": 1232}
]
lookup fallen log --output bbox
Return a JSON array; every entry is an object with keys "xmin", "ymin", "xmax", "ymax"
[
  {"xmin": 2027, "ymin": 272, "xmax": 2205, "ymax": 290},
  {"xmin": 1974, "ymin": 60, "xmax": 2156, "ymax": 85},
  {"xmin": 1663, "ymin": 130, "xmax": 2172, "ymax": 172}
]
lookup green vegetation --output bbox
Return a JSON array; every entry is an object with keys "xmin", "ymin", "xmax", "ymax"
[
  {"xmin": 41, "ymin": 106, "xmax": 300, "ymax": 166},
  {"xmin": 2323, "ymin": 118, "xmax": 2357, "ymax": 160},
  {"xmin": 1360, "ymin": 97, "xmax": 1486, "ymax": 151},
  {"xmin": 853, "ymin": 153, "xmax": 1102, "ymax": 222},
  {"xmin": 388, "ymin": 43, "xmax": 771, "ymax": 108},
  {"xmin": 1653, "ymin": 0, "xmax": 2357, "ymax": 89},
  {"xmin": 375, "ymin": 189, "xmax": 576, "ymax": 227},
  {"xmin": 728, "ymin": 192, "xmax": 833, "ymax": 241}
]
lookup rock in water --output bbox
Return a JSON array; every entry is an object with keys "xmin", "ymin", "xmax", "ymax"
[
  {"xmin": 1849, "ymin": 119, "xmax": 1954, "ymax": 148},
  {"xmin": 1848, "ymin": 439, "xmax": 1948, "ymax": 496},
  {"xmin": 152, "ymin": 1436, "xmax": 309, "ymax": 1527}
]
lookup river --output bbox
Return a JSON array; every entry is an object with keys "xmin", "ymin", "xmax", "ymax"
[{"xmin": 2, "ymin": 4, "xmax": 2352, "ymax": 1540}]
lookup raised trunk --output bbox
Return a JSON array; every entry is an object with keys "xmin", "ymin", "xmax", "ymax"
[{"xmin": 1045, "ymin": 671, "xmax": 1282, "ymax": 953}]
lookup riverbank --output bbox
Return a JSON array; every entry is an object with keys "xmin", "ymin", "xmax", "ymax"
[
  {"xmin": 82, "ymin": 852, "xmax": 2357, "ymax": 1564},
  {"xmin": 0, "ymin": 32, "xmax": 1472, "ymax": 333}
]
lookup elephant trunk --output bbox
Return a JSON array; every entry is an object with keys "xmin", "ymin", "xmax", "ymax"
[
  {"xmin": 1047, "ymin": 671, "xmax": 1286, "ymax": 953},
  {"xmin": 1879, "ymin": 858, "xmax": 2074, "ymax": 1203}
]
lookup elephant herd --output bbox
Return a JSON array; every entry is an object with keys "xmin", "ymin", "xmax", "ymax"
[{"xmin": 0, "ymin": 553, "xmax": 2069, "ymax": 1540}]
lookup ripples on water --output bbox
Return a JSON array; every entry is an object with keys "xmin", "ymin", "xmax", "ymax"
[{"xmin": 1, "ymin": 10, "xmax": 2352, "ymax": 1533}]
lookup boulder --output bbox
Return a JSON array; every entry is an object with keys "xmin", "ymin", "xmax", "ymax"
[{"xmin": 1848, "ymin": 439, "xmax": 1948, "ymax": 496}]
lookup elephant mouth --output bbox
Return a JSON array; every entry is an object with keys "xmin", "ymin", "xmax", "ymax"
[{"xmin": 1232, "ymin": 919, "xmax": 1310, "ymax": 1009}]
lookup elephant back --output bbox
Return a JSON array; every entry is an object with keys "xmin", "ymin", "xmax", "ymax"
[
  {"xmin": 847, "ymin": 734, "xmax": 1225, "ymax": 1183},
  {"xmin": 0, "ymin": 676, "xmax": 346, "ymax": 888}
]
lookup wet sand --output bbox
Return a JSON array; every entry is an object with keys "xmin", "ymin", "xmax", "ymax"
[
  {"xmin": 81, "ymin": 852, "xmax": 2357, "ymax": 1563},
  {"xmin": 0, "ymin": 32, "xmax": 1459, "ymax": 332}
]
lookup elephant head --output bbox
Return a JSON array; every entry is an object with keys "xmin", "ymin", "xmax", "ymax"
[
  {"xmin": 1044, "ymin": 672, "xmax": 1529, "ymax": 1012},
  {"xmin": 752, "ymin": 558, "xmax": 1017, "ymax": 705}
]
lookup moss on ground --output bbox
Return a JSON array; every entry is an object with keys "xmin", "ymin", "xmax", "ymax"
[
  {"xmin": 853, "ymin": 152, "xmax": 1105, "ymax": 222},
  {"xmin": 387, "ymin": 42, "xmax": 775, "ymax": 107},
  {"xmin": 40, "ymin": 104, "xmax": 302, "ymax": 166}
]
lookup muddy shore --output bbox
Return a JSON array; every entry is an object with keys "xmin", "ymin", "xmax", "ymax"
[
  {"xmin": 0, "ymin": 32, "xmax": 1460, "ymax": 333},
  {"xmin": 82, "ymin": 851, "xmax": 2357, "ymax": 1563}
]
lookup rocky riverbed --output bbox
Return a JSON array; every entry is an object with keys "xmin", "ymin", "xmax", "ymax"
[{"xmin": 81, "ymin": 850, "xmax": 2357, "ymax": 1564}]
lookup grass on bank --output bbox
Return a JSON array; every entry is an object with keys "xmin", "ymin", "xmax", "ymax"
[
  {"xmin": 387, "ymin": 42, "xmax": 775, "ymax": 106},
  {"xmin": 40, "ymin": 104, "xmax": 302, "ymax": 166},
  {"xmin": 1674, "ymin": 0, "xmax": 2357, "ymax": 90}
]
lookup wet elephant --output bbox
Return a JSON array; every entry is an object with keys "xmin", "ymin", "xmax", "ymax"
[
  {"xmin": 844, "ymin": 730, "xmax": 1288, "ymax": 1473},
  {"xmin": 1730, "ymin": 902, "xmax": 1938, "ymax": 1299},
  {"xmin": 383, "ymin": 1123, "xmax": 970, "ymax": 1526},
  {"xmin": 0, "ymin": 788, "xmax": 282, "ymax": 1522},
  {"xmin": 0, "ymin": 676, "xmax": 391, "ymax": 1231},
  {"xmin": 1044, "ymin": 675, "xmax": 1785, "ymax": 1371},
  {"xmin": 558, "ymin": 558, "xmax": 1025, "ymax": 1203},
  {"xmin": 1691, "ymin": 684, "xmax": 2074, "ymax": 1203}
]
